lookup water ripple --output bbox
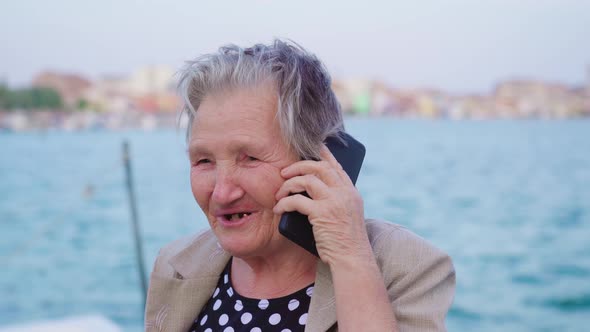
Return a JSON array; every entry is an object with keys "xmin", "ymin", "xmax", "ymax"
[{"xmin": 542, "ymin": 294, "xmax": 590, "ymax": 312}]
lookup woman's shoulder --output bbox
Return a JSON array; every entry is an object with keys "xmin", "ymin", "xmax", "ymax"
[
  {"xmin": 364, "ymin": 219, "xmax": 456, "ymax": 329},
  {"xmin": 365, "ymin": 219, "xmax": 432, "ymax": 250},
  {"xmin": 151, "ymin": 229, "xmax": 220, "ymax": 277},
  {"xmin": 365, "ymin": 219, "xmax": 454, "ymax": 277},
  {"xmin": 159, "ymin": 229, "xmax": 216, "ymax": 258}
]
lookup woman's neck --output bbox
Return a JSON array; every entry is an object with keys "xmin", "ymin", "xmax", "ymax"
[{"xmin": 230, "ymin": 243, "xmax": 318, "ymax": 299}]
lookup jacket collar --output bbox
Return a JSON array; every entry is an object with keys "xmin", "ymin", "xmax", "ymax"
[
  {"xmin": 306, "ymin": 260, "xmax": 337, "ymax": 331},
  {"xmin": 152, "ymin": 232, "xmax": 337, "ymax": 332},
  {"xmin": 146, "ymin": 232, "xmax": 231, "ymax": 332},
  {"xmin": 169, "ymin": 232, "xmax": 230, "ymax": 279}
]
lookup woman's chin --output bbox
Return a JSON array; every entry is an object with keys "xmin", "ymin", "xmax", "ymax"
[
  {"xmin": 212, "ymin": 217, "xmax": 282, "ymax": 257},
  {"xmin": 216, "ymin": 234, "xmax": 282, "ymax": 259},
  {"xmin": 217, "ymin": 236, "xmax": 260, "ymax": 257}
]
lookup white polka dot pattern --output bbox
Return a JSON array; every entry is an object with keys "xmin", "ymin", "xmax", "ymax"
[
  {"xmin": 219, "ymin": 314, "xmax": 229, "ymax": 326},
  {"xmin": 258, "ymin": 299, "xmax": 269, "ymax": 310},
  {"xmin": 288, "ymin": 299, "xmax": 300, "ymax": 311},
  {"xmin": 269, "ymin": 313, "xmax": 281, "ymax": 325},
  {"xmin": 189, "ymin": 261, "xmax": 313, "ymax": 332},
  {"xmin": 234, "ymin": 299, "xmax": 243, "ymax": 311},
  {"xmin": 298, "ymin": 313, "xmax": 308, "ymax": 325},
  {"xmin": 241, "ymin": 312, "xmax": 252, "ymax": 324}
]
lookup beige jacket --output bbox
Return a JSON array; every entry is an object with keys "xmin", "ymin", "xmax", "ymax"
[{"xmin": 145, "ymin": 219, "xmax": 455, "ymax": 332}]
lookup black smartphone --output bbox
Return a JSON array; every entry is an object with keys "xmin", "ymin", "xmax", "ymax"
[{"xmin": 278, "ymin": 132, "xmax": 366, "ymax": 257}]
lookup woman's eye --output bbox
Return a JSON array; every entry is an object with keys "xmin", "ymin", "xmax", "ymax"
[
  {"xmin": 195, "ymin": 159, "xmax": 211, "ymax": 165},
  {"xmin": 247, "ymin": 156, "xmax": 259, "ymax": 161}
]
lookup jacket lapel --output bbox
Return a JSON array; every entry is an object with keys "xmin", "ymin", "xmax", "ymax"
[
  {"xmin": 146, "ymin": 233, "xmax": 231, "ymax": 332},
  {"xmin": 146, "ymin": 231, "xmax": 338, "ymax": 332},
  {"xmin": 305, "ymin": 261, "xmax": 337, "ymax": 332},
  {"xmin": 145, "ymin": 275, "xmax": 219, "ymax": 332}
]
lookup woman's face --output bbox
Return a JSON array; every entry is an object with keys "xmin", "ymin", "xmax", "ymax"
[{"xmin": 188, "ymin": 84, "xmax": 299, "ymax": 258}]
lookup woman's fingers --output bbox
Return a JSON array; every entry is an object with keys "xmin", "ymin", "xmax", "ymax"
[
  {"xmin": 274, "ymin": 146, "xmax": 368, "ymax": 266},
  {"xmin": 319, "ymin": 145, "xmax": 354, "ymax": 185},
  {"xmin": 281, "ymin": 159, "xmax": 341, "ymax": 186},
  {"xmin": 319, "ymin": 145, "xmax": 341, "ymax": 170},
  {"xmin": 273, "ymin": 193, "xmax": 314, "ymax": 216},
  {"xmin": 275, "ymin": 174, "xmax": 329, "ymax": 201}
]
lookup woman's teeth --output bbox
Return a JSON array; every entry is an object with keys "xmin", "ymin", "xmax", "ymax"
[{"xmin": 226, "ymin": 212, "xmax": 252, "ymax": 221}]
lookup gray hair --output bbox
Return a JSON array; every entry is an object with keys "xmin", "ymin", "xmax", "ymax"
[{"xmin": 177, "ymin": 39, "xmax": 344, "ymax": 160}]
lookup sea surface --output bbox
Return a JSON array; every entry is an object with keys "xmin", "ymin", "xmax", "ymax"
[{"xmin": 1, "ymin": 119, "xmax": 589, "ymax": 331}]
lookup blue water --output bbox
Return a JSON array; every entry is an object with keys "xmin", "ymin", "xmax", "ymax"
[{"xmin": 1, "ymin": 119, "xmax": 589, "ymax": 331}]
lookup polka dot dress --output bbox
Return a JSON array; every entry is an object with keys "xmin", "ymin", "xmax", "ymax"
[{"xmin": 188, "ymin": 261, "xmax": 314, "ymax": 332}]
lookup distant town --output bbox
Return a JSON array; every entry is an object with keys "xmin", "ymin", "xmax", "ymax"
[{"xmin": 1, "ymin": 66, "xmax": 589, "ymax": 131}]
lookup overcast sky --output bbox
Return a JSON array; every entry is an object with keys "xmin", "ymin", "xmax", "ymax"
[{"xmin": 1, "ymin": 0, "xmax": 589, "ymax": 93}]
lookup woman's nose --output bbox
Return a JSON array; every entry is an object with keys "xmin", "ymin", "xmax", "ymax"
[{"xmin": 211, "ymin": 169, "xmax": 245, "ymax": 205}]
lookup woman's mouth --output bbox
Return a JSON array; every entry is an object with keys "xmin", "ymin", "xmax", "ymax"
[
  {"xmin": 224, "ymin": 212, "xmax": 252, "ymax": 221},
  {"xmin": 218, "ymin": 211, "xmax": 256, "ymax": 227}
]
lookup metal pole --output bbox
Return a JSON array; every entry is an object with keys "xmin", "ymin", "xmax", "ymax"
[{"xmin": 122, "ymin": 140, "xmax": 148, "ymax": 309}]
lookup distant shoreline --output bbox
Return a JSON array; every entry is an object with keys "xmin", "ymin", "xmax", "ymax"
[{"xmin": 1, "ymin": 110, "xmax": 589, "ymax": 133}]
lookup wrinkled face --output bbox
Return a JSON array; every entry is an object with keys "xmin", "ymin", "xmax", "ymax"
[{"xmin": 188, "ymin": 84, "xmax": 299, "ymax": 258}]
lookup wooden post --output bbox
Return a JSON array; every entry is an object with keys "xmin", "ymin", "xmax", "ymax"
[{"xmin": 122, "ymin": 140, "xmax": 148, "ymax": 310}]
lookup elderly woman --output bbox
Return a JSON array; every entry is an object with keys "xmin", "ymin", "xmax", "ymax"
[{"xmin": 145, "ymin": 40, "xmax": 455, "ymax": 332}]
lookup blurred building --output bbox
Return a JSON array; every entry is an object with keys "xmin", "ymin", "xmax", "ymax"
[
  {"xmin": 333, "ymin": 79, "xmax": 398, "ymax": 116},
  {"xmin": 84, "ymin": 75, "xmax": 131, "ymax": 113},
  {"xmin": 127, "ymin": 66, "xmax": 179, "ymax": 113},
  {"xmin": 32, "ymin": 71, "xmax": 92, "ymax": 108},
  {"xmin": 126, "ymin": 65, "xmax": 176, "ymax": 96},
  {"xmin": 493, "ymin": 80, "xmax": 586, "ymax": 118},
  {"xmin": 10, "ymin": 65, "xmax": 588, "ymax": 130},
  {"xmin": 332, "ymin": 79, "xmax": 371, "ymax": 115},
  {"xmin": 84, "ymin": 66, "xmax": 179, "ymax": 113}
]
